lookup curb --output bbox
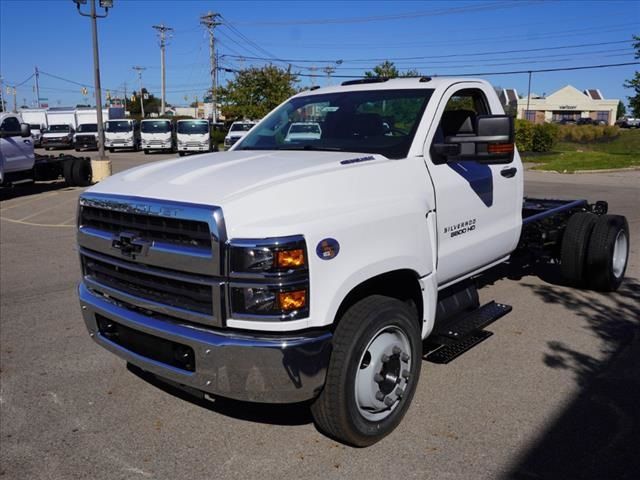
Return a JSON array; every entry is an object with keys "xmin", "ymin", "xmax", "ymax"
[{"xmin": 531, "ymin": 166, "xmax": 640, "ymax": 174}]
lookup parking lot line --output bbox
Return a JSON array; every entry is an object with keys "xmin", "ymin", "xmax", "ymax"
[
  {"xmin": 16, "ymin": 196, "xmax": 78, "ymax": 222},
  {"xmin": 0, "ymin": 216, "xmax": 75, "ymax": 228},
  {"xmin": 0, "ymin": 191, "xmax": 60, "ymax": 211}
]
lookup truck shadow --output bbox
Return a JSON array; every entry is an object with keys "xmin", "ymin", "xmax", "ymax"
[
  {"xmin": 503, "ymin": 277, "xmax": 640, "ymax": 480},
  {"xmin": 126, "ymin": 363, "xmax": 313, "ymax": 426},
  {"xmin": 0, "ymin": 180, "xmax": 74, "ymax": 201}
]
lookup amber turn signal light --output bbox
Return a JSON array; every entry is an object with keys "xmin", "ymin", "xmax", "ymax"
[
  {"xmin": 487, "ymin": 143, "xmax": 514, "ymax": 154},
  {"xmin": 276, "ymin": 249, "xmax": 305, "ymax": 268},
  {"xmin": 278, "ymin": 290, "xmax": 306, "ymax": 311}
]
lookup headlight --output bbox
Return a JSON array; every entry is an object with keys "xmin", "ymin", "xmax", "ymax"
[{"xmin": 228, "ymin": 235, "xmax": 309, "ymax": 320}]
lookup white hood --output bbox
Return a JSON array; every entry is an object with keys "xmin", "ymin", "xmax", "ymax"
[{"xmin": 88, "ymin": 150, "xmax": 427, "ymax": 238}]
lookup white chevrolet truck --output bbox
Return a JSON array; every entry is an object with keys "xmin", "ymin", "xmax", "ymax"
[{"xmin": 76, "ymin": 77, "xmax": 630, "ymax": 446}]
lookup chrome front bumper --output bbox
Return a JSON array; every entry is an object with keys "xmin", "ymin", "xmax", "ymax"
[{"xmin": 79, "ymin": 283, "xmax": 332, "ymax": 403}]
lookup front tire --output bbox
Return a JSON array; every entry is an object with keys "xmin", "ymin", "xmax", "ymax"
[{"xmin": 311, "ymin": 295, "xmax": 421, "ymax": 447}]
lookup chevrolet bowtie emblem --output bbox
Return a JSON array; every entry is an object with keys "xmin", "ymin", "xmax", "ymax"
[{"xmin": 112, "ymin": 232, "xmax": 151, "ymax": 259}]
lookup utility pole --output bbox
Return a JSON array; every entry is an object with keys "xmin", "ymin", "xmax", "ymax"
[
  {"xmin": 122, "ymin": 82, "xmax": 127, "ymax": 113},
  {"xmin": 74, "ymin": 0, "xmax": 113, "ymax": 180},
  {"xmin": 152, "ymin": 23, "xmax": 173, "ymax": 116},
  {"xmin": 34, "ymin": 66, "xmax": 41, "ymax": 108},
  {"xmin": 526, "ymin": 71, "xmax": 532, "ymax": 120},
  {"xmin": 323, "ymin": 66, "xmax": 335, "ymax": 86},
  {"xmin": 200, "ymin": 11, "xmax": 221, "ymax": 122},
  {"xmin": 12, "ymin": 86, "xmax": 17, "ymax": 112},
  {"xmin": 309, "ymin": 65, "xmax": 317, "ymax": 87},
  {"xmin": 132, "ymin": 66, "xmax": 146, "ymax": 118},
  {"xmin": 0, "ymin": 75, "xmax": 4, "ymax": 112}
]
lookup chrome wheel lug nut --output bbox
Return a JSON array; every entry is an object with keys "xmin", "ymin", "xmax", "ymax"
[
  {"xmin": 381, "ymin": 354, "xmax": 390, "ymax": 363},
  {"xmin": 402, "ymin": 369, "xmax": 410, "ymax": 379},
  {"xmin": 383, "ymin": 397, "xmax": 394, "ymax": 407},
  {"xmin": 392, "ymin": 346, "xmax": 401, "ymax": 355},
  {"xmin": 375, "ymin": 391, "xmax": 385, "ymax": 401},
  {"xmin": 374, "ymin": 373, "xmax": 384, "ymax": 383},
  {"xmin": 401, "ymin": 353, "xmax": 410, "ymax": 362},
  {"xmin": 395, "ymin": 387, "xmax": 404, "ymax": 398}
]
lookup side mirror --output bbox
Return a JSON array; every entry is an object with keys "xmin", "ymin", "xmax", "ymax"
[
  {"xmin": 434, "ymin": 115, "xmax": 515, "ymax": 164},
  {"xmin": 21, "ymin": 123, "xmax": 31, "ymax": 137}
]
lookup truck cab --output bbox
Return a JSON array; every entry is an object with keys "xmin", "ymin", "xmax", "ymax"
[
  {"xmin": 176, "ymin": 119, "xmax": 211, "ymax": 156},
  {"xmin": 140, "ymin": 119, "xmax": 174, "ymax": 154},
  {"xmin": 74, "ymin": 123, "xmax": 99, "ymax": 151},
  {"xmin": 224, "ymin": 120, "xmax": 256, "ymax": 148},
  {"xmin": 0, "ymin": 113, "xmax": 34, "ymax": 185},
  {"xmin": 41, "ymin": 124, "xmax": 75, "ymax": 150},
  {"xmin": 76, "ymin": 77, "xmax": 629, "ymax": 447},
  {"xmin": 104, "ymin": 119, "xmax": 140, "ymax": 152}
]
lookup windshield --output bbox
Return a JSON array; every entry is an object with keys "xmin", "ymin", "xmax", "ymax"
[
  {"xmin": 230, "ymin": 123, "xmax": 254, "ymax": 132},
  {"xmin": 77, "ymin": 124, "xmax": 97, "ymax": 133},
  {"xmin": 141, "ymin": 121, "xmax": 171, "ymax": 133},
  {"xmin": 106, "ymin": 121, "xmax": 133, "ymax": 133},
  {"xmin": 177, "ymin": 121, "xmax": 209, "ymax": 134},
  {"xmin": 48, "ymin": 125, "xmax": 69, "ymax": 132},
  {"xmin": 236, "ymin": 89, "xmax": 433, "ymax": 159}
]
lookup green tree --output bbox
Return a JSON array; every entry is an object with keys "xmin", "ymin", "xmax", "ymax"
[
  {"xmin": 617, "ymin": 100, "xmax": 627, "ymax": 119},
  {"xmin": 219, "ymin": 65, "xmax": 299, "ymax": 120},
  {"xmin": 128, "ymin": 88, "xmax": 162, "ymax": 117},
  {"xmin": 364, "ymin": 61, "xmax": 421, "ymax": 78},
  {"xmin": 623, "ymin": 35, "xmax": 640, "ymax": 117}
]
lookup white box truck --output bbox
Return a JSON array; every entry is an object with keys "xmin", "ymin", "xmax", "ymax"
[
  {"xmin": 140, "ymin": 119, "xmax": 174, "ymax": 154},
  {"xmin": 176, "ymin": 119, "xmax": 212, "ymax": 155}
]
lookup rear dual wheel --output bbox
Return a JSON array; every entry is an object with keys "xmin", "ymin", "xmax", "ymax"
[
  {"xmin": 311, "ymin": 295, "xmax": 421, "ymax": 447},
  {"xmin": 63, "ymin": 158, "xmax": 92, "ymax": 187},
  {"xmin": 560, "ymin": 212, "xmax": 629, "ymax": 291}
]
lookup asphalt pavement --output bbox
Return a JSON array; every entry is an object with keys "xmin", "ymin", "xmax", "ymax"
[{"xmin": 1, "ymin": 149, "xmax": 638, "ymax": 480}]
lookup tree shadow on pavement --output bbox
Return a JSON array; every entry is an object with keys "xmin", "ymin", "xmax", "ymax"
[
  {"xmin": 505, "ymin": 277, "xmax": 640, "ymax": 480},
  {"xmin": 126, "ymin": 363, "xmax": 314, "ymax": 426}
]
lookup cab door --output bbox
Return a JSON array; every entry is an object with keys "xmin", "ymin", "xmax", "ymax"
[{"xmin": 424, "ymin": 83, "xmax": 523, "ymax": 285}]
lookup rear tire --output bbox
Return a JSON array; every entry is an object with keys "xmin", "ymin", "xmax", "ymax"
[
  {"xmin": 143, "ymin": 149, "xmax": 149, "ymax": 155},
  {"xmin": 109, "ymin": 148, "xmax": 114, "ymax": 153},
  {"xmin": 561, "ymin": 212, "xmax": 597, "ymax": 285},
  {"xmin": 62, "ymin": 160, "xmax": 75, "ymax": 185},
  {"xmin": 586, "ymin": 215, "xmax": 630, "ymax": 291},
  {"xmin": 71, "ymin": 158, "xmax": 92, "ymax": 187},
  {"xmin": 178, "ymin": 152, "xmax": 185, "ymax": 157},
  {"xmin": 311, "ymin": 295, "xmax": 421, "ymax": 447}
]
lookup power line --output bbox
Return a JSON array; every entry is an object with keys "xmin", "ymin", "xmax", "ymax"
[
  {"xmin": 220, "ymin": 39, "xmax": 633, "ymax": 65},
  {"xmin": 229, "ymin": 1, "xmax": 541, "ymax": 26}
]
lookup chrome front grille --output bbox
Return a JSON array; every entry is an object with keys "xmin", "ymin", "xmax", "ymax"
[{"xmin": 78, "ymin": 193, "xmax": 226, "ymax": 327}]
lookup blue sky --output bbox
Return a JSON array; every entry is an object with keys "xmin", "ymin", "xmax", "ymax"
[{"xmin": 1, "ymin": 0, "xmax": 638, "ymax": 108}]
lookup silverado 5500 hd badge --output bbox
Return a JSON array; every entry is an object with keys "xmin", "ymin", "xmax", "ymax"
[{"xmin": 444, "ymin": 218, "xmax": 477, "ymax": 238}]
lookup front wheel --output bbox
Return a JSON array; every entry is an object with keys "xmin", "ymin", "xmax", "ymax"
[{"xmin": 311, "ymin": 295, "xmax": 422, "ymax": 447}]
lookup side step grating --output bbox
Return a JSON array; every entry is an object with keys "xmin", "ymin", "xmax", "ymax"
[
  {"xmin": 425, "ymin": 301, "xmax": 512, "ymax": 364},
  {"xmin": 432, "ymin": 301, "xmax": 512, "ymax": 342},
  {"xmin": 426, "ymin": 331, "xmax": 493, "ymax": 364}
]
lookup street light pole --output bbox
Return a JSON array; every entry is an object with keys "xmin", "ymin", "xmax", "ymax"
[{"xmin": 74, "ymin": 0, "xmax": 113, "ymax": 182}]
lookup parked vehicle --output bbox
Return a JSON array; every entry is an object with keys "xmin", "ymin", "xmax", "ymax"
[
  {"xmin": 224, "ymin": 121, "xmax": 256, "ymax": 148},
  {"xmin": 74, "ymin": 123, "xmax": 99, "ymax": 151},
  {"xmin": 284, "ymin": 122, "xmax": 322, "ymax": 142},
  {"xmin": 41, "ymin": 124, "xmax": 75, "ymax": 150},
  {"xmin": 28, "ymin": 124, "xmax": 44, "ymax": 147},
  {"xmin": 20, "ymin": 109, "xmax": 48, "ymax": 147},
  {"xmin": 616, "ymin": 117, "xmax": 640, "ymax": 128},
  {"xmin": 141, "ymin": 119, "xmax": 174, "ymax": 154},
  {"xmin": 576, "ymin": 117, "xmax": 595, "ymax": 125},
  {"xmin": 104, "ymin": 119, "xmax": 140, "ymax": 152},
  {"xmin": 47, "ymin": 108, "xmax": 78, "ymax": 130},
  {"xmin": 76, "ymin": 77, "xmax": 630, "ymax": 447},
  {"xmin": 176, "ymin": 119, "xmax": 212, "ymax": 156},
  {"xmin": 1, "ymin": 112, "xmax": 91, "ymax": 187}
]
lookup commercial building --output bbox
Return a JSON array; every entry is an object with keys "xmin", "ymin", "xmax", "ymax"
[{"xmin": 513, "ymin": 85, "xmax": 618, "ymax": 125}]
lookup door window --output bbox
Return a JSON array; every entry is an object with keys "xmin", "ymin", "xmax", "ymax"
[{"xmin": 0, "ymin": 117, "xmax": 21, "ymax": 134}]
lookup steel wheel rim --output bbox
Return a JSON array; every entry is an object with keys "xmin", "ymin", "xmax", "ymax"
[
  {"xmin": 612, "ymin": 230, "xmax": 628, "ymax": 278},
  {"xmin": 355, "ymin": 326, "xmax": 412, "ymax": 422}
]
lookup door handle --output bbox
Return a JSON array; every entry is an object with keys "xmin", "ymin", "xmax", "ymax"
[{"xmin": 500, "ymin": 167, "xmax": 517, "ymax": 178}]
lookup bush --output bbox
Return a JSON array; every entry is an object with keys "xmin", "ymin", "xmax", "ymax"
[
  {"xmin": 515, "ymin": 120, "xmax": 557, "ymax": 152},
  {"xmin": 211, "ymin": 129, "xmax": 226, "ymax": 146},
  {"xmin": 557, "ymin": 124, "xmax": 620, "ymax": 143},
  {"xmin": 515, "ymin": 119, "xmax": 534, "ymax": 152}
]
